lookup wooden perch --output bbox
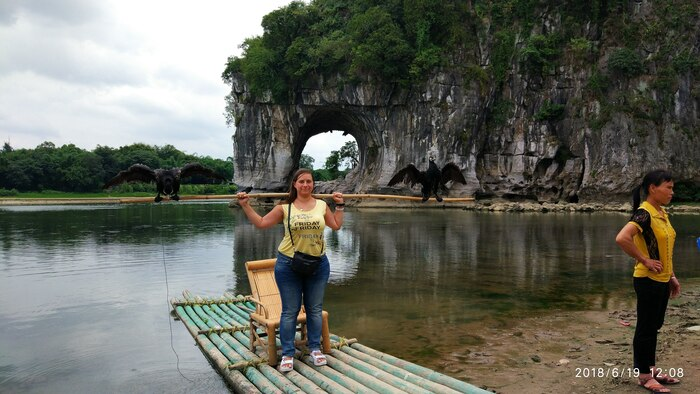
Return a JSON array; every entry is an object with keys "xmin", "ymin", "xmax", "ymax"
[{"xmin": 118, "ymin": 193, "xmax": 474, "ymax": 204}]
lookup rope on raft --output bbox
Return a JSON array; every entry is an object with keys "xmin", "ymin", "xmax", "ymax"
[
  {"xmin": 331, "ymin": 336, "xmax": 358, "ymax": 349},
  {"xmin": 170, "ymin": 294, "xmax": 247, "ymax": 307},
  {"xmin": 227, "ymin": 358, "xmax": 269, "ymax": 371}
]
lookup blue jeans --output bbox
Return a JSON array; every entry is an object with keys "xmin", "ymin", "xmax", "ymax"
[{"xmin": 275, "ymin": 252, "xmax": 330, "ymax": 357}]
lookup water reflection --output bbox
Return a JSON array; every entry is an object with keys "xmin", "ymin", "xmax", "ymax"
[{"xmin": 0, "ymin": 203, "xmax": 698, "ymax": 393}]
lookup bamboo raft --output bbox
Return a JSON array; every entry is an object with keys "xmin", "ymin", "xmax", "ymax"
[{"xmin": 171, "ymin": 291, "xmax": 491, "ymax": 394}]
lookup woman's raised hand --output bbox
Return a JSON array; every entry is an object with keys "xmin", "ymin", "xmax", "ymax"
[{"xmin": 237, "ymin": 192, "xmax": 250, "ymax": 207}]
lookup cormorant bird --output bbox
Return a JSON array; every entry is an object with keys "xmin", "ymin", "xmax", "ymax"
[
  {"xmin": 103, "ymin": 163, "xmax": 228, "ymax": 202},
  {"xmin": 388, "ymin": 157, "xmax": 467, "ymax": 202}
]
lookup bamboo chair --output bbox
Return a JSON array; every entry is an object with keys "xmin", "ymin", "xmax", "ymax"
[{"xmin": 244, "ymin": 258, "xmax": 331, "ymax": 366}]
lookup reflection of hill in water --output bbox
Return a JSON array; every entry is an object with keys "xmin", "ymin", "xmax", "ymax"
[{"xmin": 0, "ymin": 203, "xmax": 238, "ymax": 247}]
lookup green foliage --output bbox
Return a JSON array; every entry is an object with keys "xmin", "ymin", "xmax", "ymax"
[
  {"xmin": 224, "ymin": 0, "xmax": 475, "ymax": 102},
  {"xmin": 323, "ymin": 150, "xmax": 342, "ymax": 179},
  {"xmin": 520, "ymin": 34, "xmax": 561, "ymax": 76},
  {"xmin": 486, "ymin": 98, "xmax": 514, "ymax": 129},
  {"xmin": 568, "ymin": 37, "xmax": 593, "ymax": 62},
  {"xmin": 534, "ymin": 100, "xmax": 566, "ymax": 122},
  {"xmin": 337, "ymin": 141, "xmax": 358, "ymax": 168},
  {"xmin": 652, "ymin": 66, "xmax": 677, "ymax": 101},
  {"xmin": 608, "ymin": 48, "xmax": 644, "ymax": 77},
  {"xmin": 299, "ymin": 154, "xmax": 315, "ymax": 170},
  {"xmin": 313, "ymin": 140, "xmax": 358, "ymax": 180},
  {"xmin": 491, "ymin": 30, "xmax": 516, "ymax": 83},
  {"xmin": 585, "ymin": 70, "xmax": 609, "ymax": 99},
  {"xmin": 347, "ymin": 6, "xmax": 412, "ymax": 82},
  {"xmin": 672, "ymin": 50, "xmax": 700, "ymax": 74},
  {"xmin": 312, "ymin": 168, "xmax": 332, "ymax": 181},
  {"xmin": 0, "ymin": 188, "xmax": 18, "ymax": 196},
  {"xmin": 463, "ymin": 63, "xmax": 489, "ymax": 93},
  {"xmin": 0, "ymin": 142, "xmax": 233, "ymax": 194},
  {"xmin": 237, "ymin": 37, "xmax": 286, "ymax": 101},
  {"xmin": 672, "ymin": 181, "xmax": 700, "ymax": 202}
]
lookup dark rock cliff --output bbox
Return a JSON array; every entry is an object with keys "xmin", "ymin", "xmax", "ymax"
[{"xmin": 228, "ymin": 1, "xmax": 699, "ymax": 202}]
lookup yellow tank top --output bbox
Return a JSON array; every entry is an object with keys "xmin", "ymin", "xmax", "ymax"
[{"xmin": 278, "ymin": 199, "xmax": 327, "ymax": 258}]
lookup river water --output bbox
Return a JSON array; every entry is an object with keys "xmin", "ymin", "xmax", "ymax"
[{"xmin": 1, "ymin": 202, "xmax": 698, "ymax": 393}]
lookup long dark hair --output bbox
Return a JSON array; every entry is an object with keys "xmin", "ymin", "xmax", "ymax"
[
  {"xmin": 282, "ymin": 168, "xmax": 314, "ymax": 204},
  {"xmin": 632, "ymin": 169, "xmax": 673, "ymax": 211}
]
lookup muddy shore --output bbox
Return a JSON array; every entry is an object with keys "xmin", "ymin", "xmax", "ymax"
[{"xmin": 426, "ymin": 279, "xmax": 700, "ymax": 394}]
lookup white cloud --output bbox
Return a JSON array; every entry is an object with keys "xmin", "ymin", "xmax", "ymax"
[{"xmin": 0, "ymin": 0, "xmax": 314, "ymax": 160}]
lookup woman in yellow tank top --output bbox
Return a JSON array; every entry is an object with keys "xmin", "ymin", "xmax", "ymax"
[
  {"xmin": 237, "ymin": 168, "xmax": 344, "ymax": 372},
  {"xmin": 615, "ymin": 169, "xmax": 681, "ymax": 393}
]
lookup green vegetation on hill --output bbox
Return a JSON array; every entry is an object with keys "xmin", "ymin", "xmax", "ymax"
[{"xmin": 223, "ymin": 0, "xmax": 699, "ymax": 127}]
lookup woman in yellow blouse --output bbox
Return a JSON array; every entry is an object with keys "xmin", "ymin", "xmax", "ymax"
[
  {"xmin": 237, "ymin": 169, "xmax": 344, "ymax": 372},
  {"xmin": 616, "ymin": 169, "xmax": 681, "ymax": 393}
]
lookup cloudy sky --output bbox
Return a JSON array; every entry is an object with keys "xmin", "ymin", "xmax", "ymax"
[{"xmin": 0, "ymin": 0, "xmax": 352, "ymax": 165}]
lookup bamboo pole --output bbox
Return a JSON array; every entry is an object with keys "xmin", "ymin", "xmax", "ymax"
[
  {"xmin": 173, "ymin": 304, "xmax": 262, "ymax": 394},
  {"xmin": 316, "ymin": 354, "xmax": 406, "ymax": 394},
  {"xmin": 328, "ymin": 349, "xmax": 433, "ymax": 394},
  {"xmin": 290, "ymin": 360, "xmax": 355, "ymax": 394},
  {"xmin": 279, "ymin": 368, "xmax": 337, "ymax": 394},
  {"xmin": 211, "ymin": 299, "xmax": 355, "ymax": 394},
  {"xmin": 181, "ymin": 294, "xmax": 286, "ymax": 394},
  {"xmin": 336, "ymin": 345, "xmax": 463, "ymax": 394},
  {"xmin": 349, "ymin": 343, "xmax": 492, "ymax": 394},
  {"xmin": 299, "ymin": 356, "xmax": 379, "ymax": 394},
  {"xmin": 193, "ymin": 301, "xmax": 317, "ymax": 394},
  {"xmin": 118, "ymin": 193, "xmax": 474, "ymax": 204}
]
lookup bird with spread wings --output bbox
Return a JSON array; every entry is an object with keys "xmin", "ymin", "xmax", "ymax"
[
  {"xmin": 388, "ymin": 157, "xmax": 467, "ymax": 202},
  {"xmin": 103, "ymin": 163, "xmax": 228, "ymax": 202}
]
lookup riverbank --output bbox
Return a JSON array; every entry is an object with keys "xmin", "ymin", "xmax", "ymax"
[
  {"xmin": 3, "ymin": 196, "xmax": 700, "ymax": 215},
  {"xmin": 350, "ymin": 198, "xmax": 700, "ymax": 213},
  {"xmin": 462, "ymin": 201, "xmax": 700, "ymax": 214},
  {"xmin": 429, "ymin": 279, "xmax": 700, "ymax": 394}
]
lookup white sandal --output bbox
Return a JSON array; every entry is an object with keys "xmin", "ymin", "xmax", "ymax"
[
  {"xmin": 310, "ymin": 350, "xmax": 327, "ymax": 366},
  {"xmin": 278, "ymin": 356, "xmax": 293, "ymax": 372}
]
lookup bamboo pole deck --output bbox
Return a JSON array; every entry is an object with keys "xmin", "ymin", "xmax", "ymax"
[{"xmin": 171, "ymin": 291, "xmax": 492, "ymax": 394}]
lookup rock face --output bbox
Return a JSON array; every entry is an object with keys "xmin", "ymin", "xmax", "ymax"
[{"xmin": 228, "ymin": 6, "xmax": 699, "ymax": 202}]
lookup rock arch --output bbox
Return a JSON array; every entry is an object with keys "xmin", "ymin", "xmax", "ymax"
[
  {"xmin": 294, "ymin": 107, "xmax": 381, "ymax": 181},
  {"xmin": 228, "ymin": 74, "xmax": 478, "ymax": 196}
]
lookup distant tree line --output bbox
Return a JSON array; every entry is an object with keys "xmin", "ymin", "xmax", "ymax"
[{"xmin": 0, "ymin": 141, "xmax": 233, "ymax": 194}]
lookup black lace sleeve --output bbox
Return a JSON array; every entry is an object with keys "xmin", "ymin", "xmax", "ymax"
[{"xmin": 630, "ymin": 209, "xmax": 651, "ymax": 232}]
